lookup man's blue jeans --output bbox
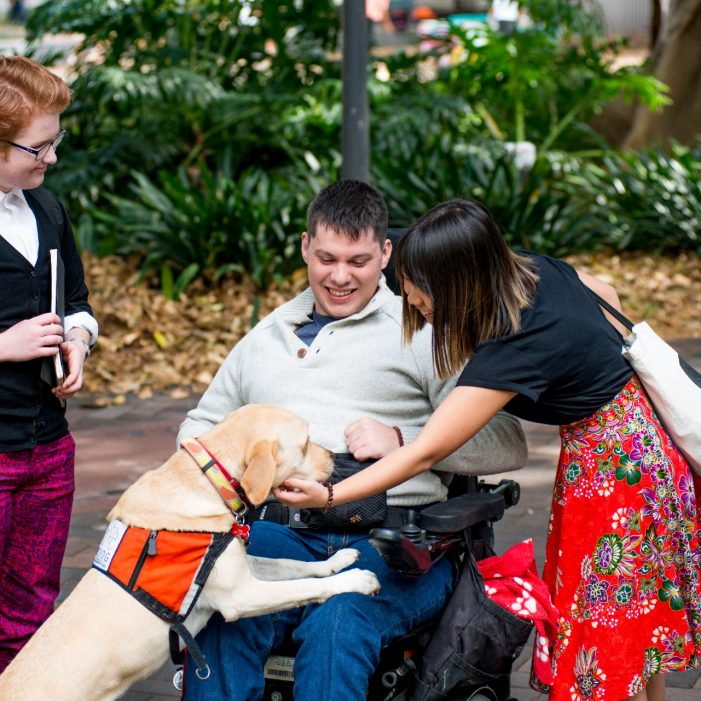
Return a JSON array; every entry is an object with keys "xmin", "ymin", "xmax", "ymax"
[{"xmin": 183, "ymin": 520, "xmax": 454, "ymax": 701}]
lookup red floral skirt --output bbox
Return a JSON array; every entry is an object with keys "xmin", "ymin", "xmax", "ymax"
[{"xmin": 535, "ymin": 375, "xmax": 701, "ymax": 700}]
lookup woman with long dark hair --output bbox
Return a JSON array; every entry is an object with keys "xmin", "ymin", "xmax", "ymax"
[{"xmin": 277, "ymin": 198, "xmax": 701, "ymax": 701}]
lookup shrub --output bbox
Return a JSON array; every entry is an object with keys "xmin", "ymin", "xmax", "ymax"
[
  {"xmin": 576, "ymin": 144, "xmax": 701, "ymax": 253},
  {"xmin": 25, "ymin": 0, "xmax": 695, "ymax": 297},
  {"xmin": 94, "ymin": 163, "xmax": 327, "ymax": 294}
]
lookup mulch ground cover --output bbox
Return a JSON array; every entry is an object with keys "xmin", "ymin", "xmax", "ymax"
[{"xmin": 80, "ymin": 251, "xmax": 701, "ymax": 405}]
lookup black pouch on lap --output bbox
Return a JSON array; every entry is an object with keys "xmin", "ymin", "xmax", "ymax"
[{"xmin": 301, "ymin": 454, "xmax": 387, "ymax": 530}]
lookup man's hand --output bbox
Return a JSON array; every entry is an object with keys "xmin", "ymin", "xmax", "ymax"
[
  {"xmin": 344, "ymin": 417, "xmax": 401, "ymax": 461},
  {"xmin": 0, "ymin": 313, "xmax": 64, "ymax": 362},
  {"xmin": 274, "ymin": 478, "xmax": 328, "ymax": 509}
]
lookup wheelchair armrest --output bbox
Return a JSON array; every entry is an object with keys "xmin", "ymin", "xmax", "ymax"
[
  {"xmin": 419, "ymin": 492, "xmax": 505, "ymax": 533},
  {"xmin": 369, "ymin": 480, "xmax": 519, "ymax": 575}
]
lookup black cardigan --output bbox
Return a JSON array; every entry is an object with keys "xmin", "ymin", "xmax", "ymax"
[{"xmin": 0, "ymin": 188, "xmax": 93, "ymax": 451}]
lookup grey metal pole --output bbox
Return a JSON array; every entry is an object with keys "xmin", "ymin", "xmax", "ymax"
[{"xmin": 341, "ymin": 0, "xmax": 370, "ymax": 182}]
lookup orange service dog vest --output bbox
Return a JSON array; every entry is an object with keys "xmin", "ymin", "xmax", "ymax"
[{"xmin": 92, "ymin": 519, "xmax": 238, "ymax": 621}]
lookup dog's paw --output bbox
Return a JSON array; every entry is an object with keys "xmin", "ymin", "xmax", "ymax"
[
  {"xmin": 334, "ymin": 568, "xmax": 381, "ymax": 596},
  {"xmin": 325, "ymin": 548, "xmax": 360, "ymax": 573}
]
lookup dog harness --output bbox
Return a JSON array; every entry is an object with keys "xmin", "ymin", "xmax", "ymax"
[
  {"xmin": 91, "ymin": 436, "xmax": 253, "ymax": 681},
  {"xmin": 93, "ymin": 521, "xmax": 239, "ymax": 620},
  {"xmin": 92, "ymin": 519, "xmax": 249, "ymax": 679}
]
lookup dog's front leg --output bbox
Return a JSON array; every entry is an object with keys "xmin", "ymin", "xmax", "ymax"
[
  {"xmin": 206, "ymin": 561, "xmax": 380, "ymax": 622},
  {"xmin": 248, "ymin": 548, "xmax": 361, "ymax": 581},
  {"xmin": 225, "ymin": 570, "xmax": 380, "ymax": 619}
]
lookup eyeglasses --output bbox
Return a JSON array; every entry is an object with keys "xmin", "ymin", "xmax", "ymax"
[{"xmin": 0, "ymin": 129, "xmax": 66, "ymax": 161}]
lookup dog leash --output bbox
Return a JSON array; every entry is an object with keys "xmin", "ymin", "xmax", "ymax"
[
  {"xmin": 170, "ymin": 622, "xmax": 210, "ymax": 684},
  {"xmin": 171, "ymin": 622, "xmax": 210, "ymax": 680}
]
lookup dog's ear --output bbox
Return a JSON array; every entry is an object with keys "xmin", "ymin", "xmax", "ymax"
[{"xmin": 240, "ymin": 439, "xmax": 279, "ymax": 505}]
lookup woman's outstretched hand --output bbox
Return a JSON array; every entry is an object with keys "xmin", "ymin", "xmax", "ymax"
[{"xmin": 273, "ymin": 478, "xmax": 328, "ymax": 509}]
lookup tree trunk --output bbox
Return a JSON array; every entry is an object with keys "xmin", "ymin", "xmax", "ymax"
[{"xmin": 624, "ymin": 0, "xmax": 701, "ymax": 149}]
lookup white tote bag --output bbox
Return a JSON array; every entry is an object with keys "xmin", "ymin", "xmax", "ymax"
[{"xmin": 589, "ymin": 290, "xmax": 701, "ymax": 474}]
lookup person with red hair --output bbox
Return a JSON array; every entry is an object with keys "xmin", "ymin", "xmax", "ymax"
[{"xmin": 0, "ymin": 56, "xmax": 97, "ymax": 671}]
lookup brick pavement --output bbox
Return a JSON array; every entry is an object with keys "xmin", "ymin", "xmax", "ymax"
[{"xmin": 56, "ymin": 337, "xmax": 701, "ymax": 700}]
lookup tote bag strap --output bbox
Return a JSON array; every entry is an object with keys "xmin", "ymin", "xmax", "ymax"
[{"xmin": 585, "ymin": 287, "xmax": 635, "ymax": 333}]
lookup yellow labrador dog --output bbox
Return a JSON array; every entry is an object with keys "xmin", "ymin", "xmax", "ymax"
[{"xmin": 0, "ymin": 404, "xmax": 380, "ymax": 701}]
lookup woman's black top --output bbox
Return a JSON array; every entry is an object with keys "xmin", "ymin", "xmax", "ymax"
[{"xmin": 456, "ymin": 252, "xmax": 633, "ymax": 425}]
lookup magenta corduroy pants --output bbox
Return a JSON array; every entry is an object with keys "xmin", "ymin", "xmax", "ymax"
[{"xmin": 0, "ymin": 433, "xmax": 75, "ymax": 672}]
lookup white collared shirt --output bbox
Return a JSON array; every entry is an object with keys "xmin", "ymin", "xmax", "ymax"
[
  {"xmin": 0, "ymin": 188, "xmax": 39, "ymax": 264},
  {"xmin": 0, "ymin": 188, "xmax": 98, "ymax": 343}
]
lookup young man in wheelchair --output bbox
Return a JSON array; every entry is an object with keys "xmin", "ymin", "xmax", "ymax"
[{"xmin": 177, "ymin": 179, "xmax": 527, "ymax": 700}]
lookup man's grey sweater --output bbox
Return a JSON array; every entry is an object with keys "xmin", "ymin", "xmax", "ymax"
[{"xmin": 178, "ymin": 279, "xmax": 527, "ymax": 506}]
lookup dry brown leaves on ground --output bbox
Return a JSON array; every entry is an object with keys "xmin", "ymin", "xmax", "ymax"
[{"xmin": 80, "ymin": 251, "xmax": 701, "ymax": 405}]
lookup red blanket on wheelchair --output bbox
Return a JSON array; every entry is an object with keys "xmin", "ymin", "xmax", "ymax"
[{"xmin": 476, "ymin": 539, "xmax": 558, "ymax": 686}]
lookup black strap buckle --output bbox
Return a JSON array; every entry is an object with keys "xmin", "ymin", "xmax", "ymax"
[{"xmin": 249, "ymin": 502, "xmax": 308, "ymax": 529}]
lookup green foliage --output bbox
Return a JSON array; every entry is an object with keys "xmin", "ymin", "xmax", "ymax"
[
  {"xmin": 470, "ymin": 149, "xmax": 606, "ymax": 256},
  {"xmin": 160, "ymin": 262, "xmax": 200, "ymax": 301},
  {"xmin": 375, "ymin": 136, "xmax": 607, "ymax": 256},
  {"xmin": 434, "ymin": 21, "xmax": 667, "ymax": 149},
  {"xmin": 27, "ymin": 0, "xmax": 339, "ymax": 88},
  {"xmin": 93, "ymin": 163, "xmax": 324, "ymax": 293},
  {"xmin": 523, "ymin": 0, "xmax": 604, "ymax": 39},
  {"xmin": 25, "ymin": 0, "xmax": 698, "ymax": 297},
  {"xmin": 370, "ymin": 90, "xmax": 482, "ymax": 222},
  {"xmin": 49, "ymin": 64, "xmax": 223, "ymax": 202},
  {"xmin": 26, "ymin": 0, "xmax": 343, "ymax": 294},
  {"xmin": 27, "ymin": 0, "xmax": 341, "ymax": 211},
  {"xmin": 575, "ymin": 144, "xmax": 701, "ymax": 253}
]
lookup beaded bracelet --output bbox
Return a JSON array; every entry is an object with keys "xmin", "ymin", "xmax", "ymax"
[
  {"xmin": 323, "ymin": 481, "xmax": 334, "ymax": 513},
  {"xmin": 392, "ymin": 425, "xmax": 404, "ymax": 447}
]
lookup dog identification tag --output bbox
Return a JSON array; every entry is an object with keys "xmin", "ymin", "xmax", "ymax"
[{"xmin": 93, "ymin": 519, "xmax": 128, "ymax": 571}]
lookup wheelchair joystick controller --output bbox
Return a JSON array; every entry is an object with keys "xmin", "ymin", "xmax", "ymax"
[
  {"xmin": 369, "ymin": 510, "xmax": 434, "ymax": 575},
  {"xmin": 401, "ymin": 509, "xmax": 424, "ymax": 544}
]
